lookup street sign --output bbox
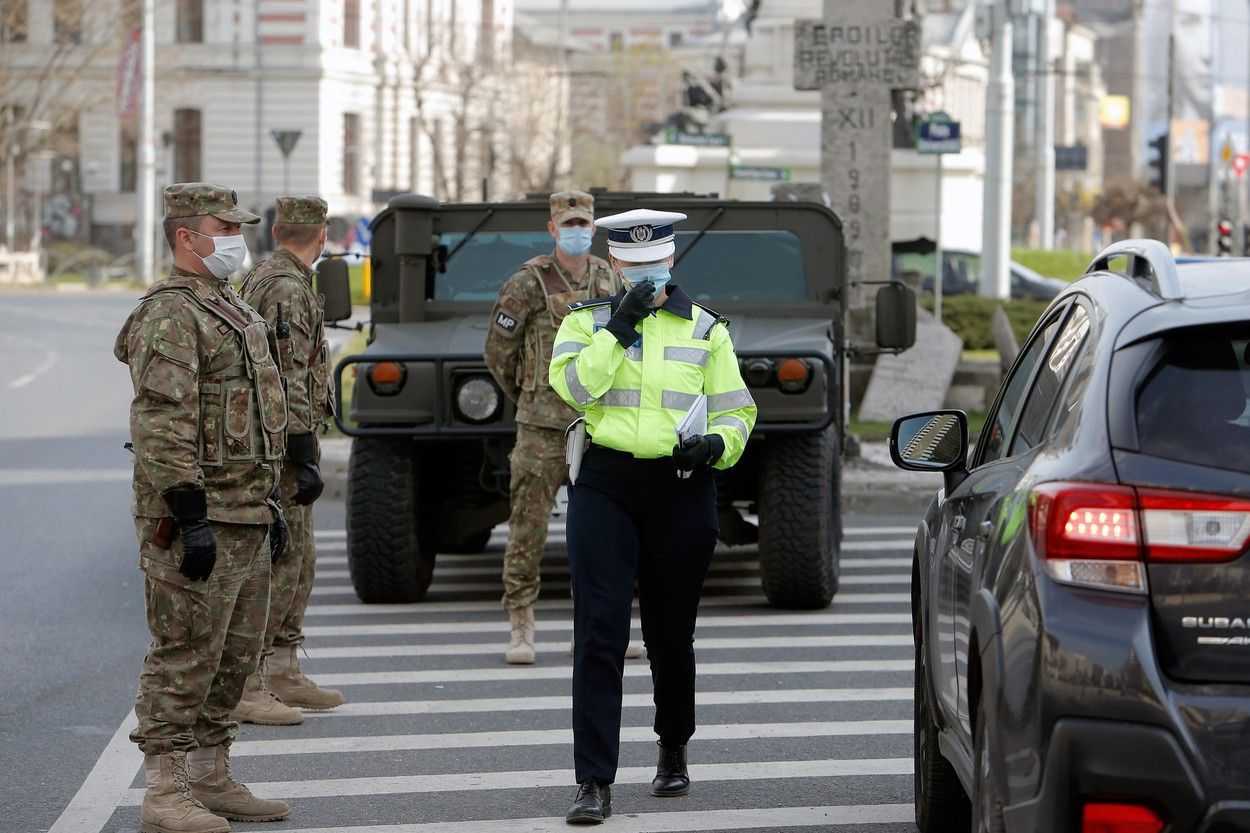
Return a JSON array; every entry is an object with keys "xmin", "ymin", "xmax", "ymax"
[
  {"xmin": 729, "ymin": 165, "xmax": 792, "ymax": 182},
  {"xmin": 1054, "ymin": 144, "xmax": 1089, "ymax": 171},
  {"xmin": 915, "ymin": 112, "xmax": 961, "ymax": 155},
  {"xmin": 1221, "ymin": 137, "xmax": 1234, "ymax": 165},
  {"xmin": 664, "ymin": 129, "xmax": 730, "ymax": 147},
  {"xmin": 1233, "ymin": 153, "xmax": 1250, "ymax": 177},
  {"xmin": 270, "ymin": 129, "xmax": 302, "ymax": 158}
]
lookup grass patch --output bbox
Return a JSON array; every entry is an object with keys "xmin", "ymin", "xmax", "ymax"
[
  {"xmin": 1011, "ymin": 247, "xmax": 1094, "ymax": 282},
  {"xmin": 348, "ymin": 263, "xmax": 368, "ymax": 305}
]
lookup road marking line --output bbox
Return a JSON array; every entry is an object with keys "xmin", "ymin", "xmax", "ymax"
[
  {"xmin": 312, "ymin": 526, "xmax": 914, "ymax": 540},
  {"xmin": 310, "ymin": 573, "xmax": 908, "ymax": 596},
  {"xmin": 305, "ymin": 634, "xmax": 912, "ymax": 659},
  {"xmin": 310, "ymin": 659, "xmax": 912, "ymax": 687},
  {"xmin": 47, "ymin": 711, "xmax": 138, "ymax": 833},
  {"xmin": 4, "ymin": 333, "xmax": 59, "ymax": 389},
  {"xmin": 303, "ymin": 612, "xmax": 911, "ymax": 636},
  {"xmin": 223, "ymin": 803, "xmax": 914, "ymax": 833},
  {"xmin": 312, "ymin": 555, "xmax": 912, "ymax": 571},
  {"xmin": 302, "ymin": 592, "xmax": 910, "ymax": 618},
  {"xmin": 120, "ymin": 758, "xmax": 912, "ymax": 803},
  {"xmin": 302, "ymin": 687, "xmax": 914, "ymax": 719},
  {"xmin": 231, "ymin": 719, "xmax": 910, "ymax": 757},
  {"xmin": 0, "ymin": 468, "xmax": 132, "ymax": 485}
]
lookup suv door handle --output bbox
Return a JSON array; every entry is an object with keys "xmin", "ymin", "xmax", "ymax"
[
  {"xmin": 978, "ymin": 521, "xmax": 994, "ymax": 541},
  {"xmin": 952, "ymin": 515, "xmax": 966, "ymax": 532}
]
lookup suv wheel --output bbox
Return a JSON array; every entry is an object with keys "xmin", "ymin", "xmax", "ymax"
[
  {"xmin": 914, "ymin": 629, "xmax": 970, "ymax": 831},
  {"xmin": 973, "ymin": 694, "xmax": 1006, "ymax": 833},
  {"xmin": 758, "ymin": 425, "xmax": 841, "ymax": 608},
  {"xmin": 346, "ymin": 436, "xmax": 436, "ymax": 602}
]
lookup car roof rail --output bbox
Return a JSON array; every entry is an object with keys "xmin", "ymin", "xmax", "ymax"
[{"xmin": 1085, "ymin": 238, "xmax": 1183, "ymax": 300}]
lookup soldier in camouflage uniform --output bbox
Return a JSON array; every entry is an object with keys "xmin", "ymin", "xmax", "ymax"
[
  {"xmin": 116, "ymin": 182, "xmax": 292, "ymax": 833},
  {"xmin": 485, "ymin": 190, "xmax": 620, "ymax": 664},
  {"xmin": 233, "ymin": 195, "xmax": 343, "ymax": 725}
]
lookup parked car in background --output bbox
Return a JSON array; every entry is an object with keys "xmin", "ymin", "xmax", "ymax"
[
  {"xmin": 893, "ymin": 247, "xmax": 1068, "ymax": 300},
  {"xmin": 893, "ymin": 239, "xmax": 1250, "ymax": 833}
]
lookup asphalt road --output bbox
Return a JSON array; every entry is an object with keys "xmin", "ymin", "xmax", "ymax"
[{"xmin": 4, "ymin": 292, "xmax": 930, "ymax": 833}]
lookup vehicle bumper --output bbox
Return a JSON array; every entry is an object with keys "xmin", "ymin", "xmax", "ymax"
[{"xmin": 1002, "ymin": 717, "xmax": 1249, "ymax": 833}]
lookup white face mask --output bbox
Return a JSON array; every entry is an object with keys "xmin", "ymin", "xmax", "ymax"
[{"xmin": 189, "ymin": 230, "xmax": 249, "ymax": 279}]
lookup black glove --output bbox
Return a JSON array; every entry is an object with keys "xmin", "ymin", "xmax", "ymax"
[
  {"xmin": 605, "ymin": 280, "xmax": 656, "ymax": 348},
  {"xmin": 269, "ymin": 490, "xmax": 289, "ymax": 565},
  {"xmin": 287, "ymin": 433, "xmax": 324, "ymax": 506},
  {"xmin": 163, "ymin": 487, "xmax": 217, "ymax": 582},
  {"xmin": 671, "ymin": 433, "xmax": 726, "ymax": 471}
]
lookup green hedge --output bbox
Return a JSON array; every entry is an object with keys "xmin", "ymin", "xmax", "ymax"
[
  {"xmin": 1011, "ymin": 247, "xmax": 1094, "ymax": 282},
  {"xmin": 922, "ymin": 296, "xmax": 1051, "ymax": 351}
]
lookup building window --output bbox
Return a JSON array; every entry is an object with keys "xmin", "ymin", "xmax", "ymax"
[
  {"xmin": 173, "ymin": 108, "xmax": 201, "ymax": 182},
  {"xmin": 609, "ymin": 31, "xmax": 623, "ymax": 51},
  {"xmin": 1, "ymin": 0, "xmax": 27, "ymax": 42},
  {"xmin": 668, "ymin": 31, "xmax": 682, "ymax": 48},
  {"xmin": 344, "ymin": 0, "xmax": 360, "ymax": 48},
  {"xmin": 176, "ymin": 0, "xmax": 203, "ymax": 44},
  {"xmin": 119, "ymin": 126, "xmax": 137, "ymax": 192},
  {"xmin": 53, "ymin": 0, "xmax": 83, "ymax": 43},
  {"xmin": 342, "ymin": 113, "xmax": 360, "ymax": 194}
]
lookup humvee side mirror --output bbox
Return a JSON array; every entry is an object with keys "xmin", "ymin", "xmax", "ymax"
[
  {"xmin": 317, "ymin": 258, "xmax": 353, "ymax": 323},
  {"xmin": 875, "ymin": 282, "xmax": 917, "ymax": 351}
]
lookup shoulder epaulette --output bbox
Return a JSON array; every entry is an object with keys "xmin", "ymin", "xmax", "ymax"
[{"xmin": 568, "ymin": 297, "xmax": 614, "ymax": 312}]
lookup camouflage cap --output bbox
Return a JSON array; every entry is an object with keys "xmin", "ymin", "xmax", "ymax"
[
  {"xmin": 549, "ymin": 190, "xmax": 594, "ymax": 224},
  {"xmin": 163, "ymin": 182, "xmax": 261, "ymax": 224},
  {"xmin": 275, "ymin": 195, "xmax": 328, "ymax": 225}
]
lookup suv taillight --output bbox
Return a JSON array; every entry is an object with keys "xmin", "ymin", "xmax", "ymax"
[
  {"xmin": 1081, "ymin": 801, "xmax": 1164, "ymax": 833},
  {"xmin": 1029, "ymin": 483, "xmax": 1250, "ymax": 593}
]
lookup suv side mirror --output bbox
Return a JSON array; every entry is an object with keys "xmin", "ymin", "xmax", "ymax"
[
  {"xmin": 875, "ymin": 282, "xmax": 917, "ymax": 351},
  {"xmin": 890, "ymin": 410, "xmax": 969, "ymax": 492},
  {"xmin": 317, "ymin": 258, "xmax": 353, "ymax": 323}
]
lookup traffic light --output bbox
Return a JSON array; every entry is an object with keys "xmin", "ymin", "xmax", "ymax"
[
  {"xmin": 1217, "ymin": 219, "xmax": 1234, "ymax": 256},
  {"xmin": 1147, "ymin": 133, "xmax": 1169, "ymax": 194}
]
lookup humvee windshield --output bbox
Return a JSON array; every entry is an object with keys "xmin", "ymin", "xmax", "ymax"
[{"xmin": 433, "ymin": 229, "xmax": 807, "ymax": 303}]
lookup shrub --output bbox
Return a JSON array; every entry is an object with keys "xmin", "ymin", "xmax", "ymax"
[{"xmin": 921, "ymin": 295, "xmax": 1051, "ymax": 351}]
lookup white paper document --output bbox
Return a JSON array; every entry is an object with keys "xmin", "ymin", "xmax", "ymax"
[{"xmin": 675, "ymin": 394, "xmax": 708, "ymax": 478}]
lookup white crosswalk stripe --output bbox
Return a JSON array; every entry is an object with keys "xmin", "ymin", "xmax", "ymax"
[{"xmin": 51, "ymin": 522, "xmax": 920, "ymax": 833}]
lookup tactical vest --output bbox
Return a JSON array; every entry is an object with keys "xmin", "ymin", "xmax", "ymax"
[
  {"xmin": 242, "ymin": 265, "xmax": 335, "ymax": 422},
  {"xmin": 519, "ymin": 257, "xmax": 587, "ymax": 393},
  {"xmin": 145, "ymin": 278, "xmax": 288, "ymax": 465}
]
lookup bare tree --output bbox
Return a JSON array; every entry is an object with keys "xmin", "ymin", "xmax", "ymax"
[{"xmin": 1092, "ymin": 180, "xmax": 1169, "ymax": 242}]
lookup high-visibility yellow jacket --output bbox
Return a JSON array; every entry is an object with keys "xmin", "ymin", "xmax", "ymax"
[{"xmin": 549, "ymin": 285, "xmax": 757, "ymax": 469}]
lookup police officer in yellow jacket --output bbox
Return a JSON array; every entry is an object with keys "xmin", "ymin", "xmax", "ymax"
[{"xmin": 550, "ymin": 209, "xmax": 756, "ymax": 824}]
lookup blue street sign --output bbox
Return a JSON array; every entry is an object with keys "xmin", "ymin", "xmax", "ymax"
[{"xmin": 916, "ymin": 112, "xmax": 961, "ymax": 155}]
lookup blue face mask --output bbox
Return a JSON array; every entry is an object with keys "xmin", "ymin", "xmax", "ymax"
[
  {"xmin": 619, "ymin": 262, "xmax": 672, "ymax": 296},
  {"xmin": 557, "ymin": 226, "xmax": 593, "ymax": 257}
]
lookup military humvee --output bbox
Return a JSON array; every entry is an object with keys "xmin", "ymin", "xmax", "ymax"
[{"xmin": 320, "ymin": 191, "xmax": 915, "ymax": 610}]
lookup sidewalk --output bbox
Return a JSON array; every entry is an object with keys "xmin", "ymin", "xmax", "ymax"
[{"xmin": 320, "ymin": 436, "xmax": 939, "ymax": 517}]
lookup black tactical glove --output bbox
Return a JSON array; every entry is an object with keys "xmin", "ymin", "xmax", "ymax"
[
  {"xmin": 605, "ymin": 280, "xmax": 656, "ymax": 348},
  {"xmin": 671, "ymin": 433, "xmax": 725, "ymax": 471},
  {"xmin": 287, "ymin": 432, "xmax": 324, "ymax": 506},
  {"xmin": 269, "ymin": 490, "xmax": 289, "ymax": 565},
  {"xmin": 163, "ymin": 487, "xmax": 217, "ymax": 582}
]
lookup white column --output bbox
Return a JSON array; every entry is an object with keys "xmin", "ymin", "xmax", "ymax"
[
  {"xmin": 1035, "ymin": 0, "xmax": 1055, "ymax": 249},
  {"xmin": 980, "ymin": 0, "xmax": 1014, "ymax": 300}
]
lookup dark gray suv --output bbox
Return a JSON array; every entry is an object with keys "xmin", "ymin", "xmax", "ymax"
[{"xmin": 891, "ymin": 240, "xmax": 1250, "ymax": 833}]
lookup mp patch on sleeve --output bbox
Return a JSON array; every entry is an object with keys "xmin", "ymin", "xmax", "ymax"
[{"xmin": 494, "ymin": 311, "xmax": 519, "ymax": 334}]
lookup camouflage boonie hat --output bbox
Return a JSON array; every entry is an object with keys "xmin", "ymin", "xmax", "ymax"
[
  {"xmin": 549, "ymin": 190, "xmax": 594, "ymax": 224},
  {"xmin": 275, "ymin": 195, "xmax": 328, "ymax": 225},
  {"xmin": 163, "ymin": 182, "xmax": 261, "ymax": 224}
]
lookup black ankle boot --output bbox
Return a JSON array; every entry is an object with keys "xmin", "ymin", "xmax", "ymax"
[
  {"xmin": 650, "ymin": 742, "xmax": 690, "ymax": 796},
  {"xmin": 566, "ymin": 780, "xmax": 611, "ymax": 824}
]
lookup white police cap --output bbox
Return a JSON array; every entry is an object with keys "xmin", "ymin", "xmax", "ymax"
[{"xmin": 594, "ymin": 208, "xmax": 688, "ymax": 263}]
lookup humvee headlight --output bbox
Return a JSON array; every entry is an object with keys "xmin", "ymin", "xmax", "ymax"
[
  {"xmin": 741, "ymin": 358, "xmax": 775, "ymax": 387},
  {"xmin": 366, "ymin": 362, "xmax": 406, "ymax": 396},
  {"xmin": 776, "ymin": 358, "xmax": 812, "ymax": 394},
  {"xmin": 455, "ymin": 376, "xmax": 501, "ymax": 423}
]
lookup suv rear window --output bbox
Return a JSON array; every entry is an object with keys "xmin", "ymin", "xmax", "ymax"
[
  {"xmin": 1135, "ymin": 324, "xmax": 1250, "ymax": 472},
  {"xmin": 433, "ymin": 229, "xmax": 807, "ymax": 302}
]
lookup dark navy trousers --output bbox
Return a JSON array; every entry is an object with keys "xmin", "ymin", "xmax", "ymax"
[{"xmin": 566, "ymin": 444, "xmax": 718, "ymax": 785}]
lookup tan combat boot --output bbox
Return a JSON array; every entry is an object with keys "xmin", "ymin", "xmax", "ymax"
[
  {"xmin": 187, "ymin": 745, "xmax": 290, "ymax": 822},
  {"xmin": 139, "ymin": 751, "xmax": 230, "ymax": 833},
  {"xmin": 505, "ymin": 606, "xmax": 536, "ymax": 664},
  {"xmin": 230, "ymin": 668, "xmax": 303, "ymax": 726},
  {"xmin": 266, "ymin": 645, "xmax": 346, "ymax": 710}
]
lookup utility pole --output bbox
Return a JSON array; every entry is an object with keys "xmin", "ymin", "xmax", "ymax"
[
  {"xmin": 1034, "ymin": 0, "xmax": 1055, "ymax": 249},
  {"xmin": 981, "ymin": 0, "xmax": 1014, "ymax": 299},
  {"xmin": 136, "ymin": 0, "xmax": 155, "ymax": 284}
]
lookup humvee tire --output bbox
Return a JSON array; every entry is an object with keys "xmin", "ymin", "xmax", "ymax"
[
  {"xmin": 758, "ymin": 424, "xmax": 842, "ymax": 608},
  {"xmin": 442, "ymin": 527, "xmax": 493, "ymax": 554},
  {"xmin": 346, "ymin": 437, "xmax": 436, "ymax": 602}
]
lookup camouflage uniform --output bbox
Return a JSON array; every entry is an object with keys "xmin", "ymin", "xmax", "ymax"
[
  {"xmin": 484, "ymin": 191, "xmax": 618, "ymax": 612},
  {"xmin": 240, "ymin": 197, "xmax": 334, "ymax": 658},
  {"xmin": 115, "ymin": 183, "xmax": 286, "ymax": 755}
]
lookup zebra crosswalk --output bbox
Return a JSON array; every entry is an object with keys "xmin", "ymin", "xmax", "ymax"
[{"xmin": 52, "ymin": 519, "xmax": 922, "ymax": 833}]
